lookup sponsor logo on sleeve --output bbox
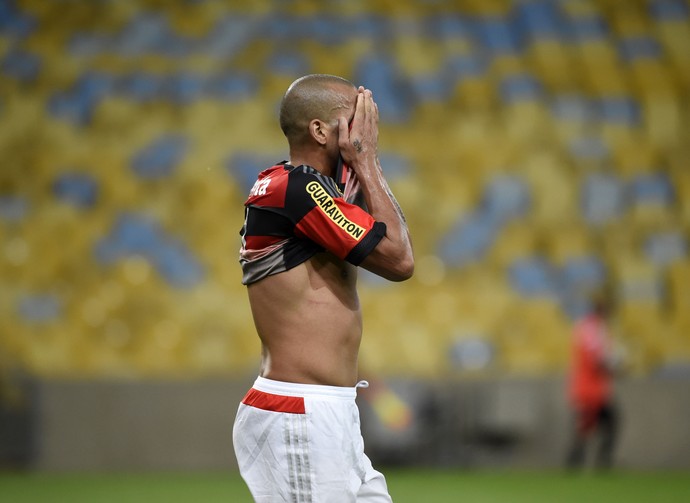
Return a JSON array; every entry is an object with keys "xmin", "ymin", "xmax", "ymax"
[
  {"xmin": 249, "ymin": 178, "xmax": 271, "ymax": 197},
  {"xmin": 306, "ymin": 181, "xmax": 365, "ymax": 240}
]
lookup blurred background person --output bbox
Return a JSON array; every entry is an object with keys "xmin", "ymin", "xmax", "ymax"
[{"xmin": 565, "ymin": 290, "xmax": 624, "ymax": 471}]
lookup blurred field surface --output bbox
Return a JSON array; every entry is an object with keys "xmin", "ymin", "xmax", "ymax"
[{"xmin": 1, "ymin": 469, "xmax": 689, "ymax": 503}]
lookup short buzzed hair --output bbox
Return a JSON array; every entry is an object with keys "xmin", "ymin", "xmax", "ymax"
[{"xmin": 279, "ymin": 74, "xmax": 356, "ymax": 145}]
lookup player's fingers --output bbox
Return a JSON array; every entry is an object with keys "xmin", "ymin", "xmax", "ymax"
[
  {"xmin": 337, "ymin": 117, "xmax": 349, "ymax": 148},
  {"xmin": 363, "ymin": 90, "xmax": 376, "ymax": 125},
  {"xmin": 354, "ymin": 91, "xmax": 365, "ymax": 122}
]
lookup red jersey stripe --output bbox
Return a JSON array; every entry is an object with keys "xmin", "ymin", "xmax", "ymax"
[{"xmin": 241, "ymin": 388, "xmax": 306, "ymax": 414}]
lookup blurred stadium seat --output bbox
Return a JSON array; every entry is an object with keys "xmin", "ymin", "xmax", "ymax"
[{"xmin": 0, "ymin": 0, "xmax": 688, "ymax": 379}]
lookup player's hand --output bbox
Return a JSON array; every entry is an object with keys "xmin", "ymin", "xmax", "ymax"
[{"xmin": 338, "ymin": 87, "xmax": 379, "ymax": 174}]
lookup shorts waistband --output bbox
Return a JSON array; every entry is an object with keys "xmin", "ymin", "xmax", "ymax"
[{"xmin": 253, "ymin": 376, "xmax": 362, "ymax": 400}]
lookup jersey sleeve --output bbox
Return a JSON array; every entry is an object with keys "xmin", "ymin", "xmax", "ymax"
[{"xmin": 288, "ymin": 171, "xmax": 386, "ymax": 265}]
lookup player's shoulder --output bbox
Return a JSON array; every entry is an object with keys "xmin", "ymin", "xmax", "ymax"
[{"xmin": 245, "ymin": 162, "xmax": 291, "ymax": 203}]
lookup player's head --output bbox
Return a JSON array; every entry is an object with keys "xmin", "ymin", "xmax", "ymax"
[
  {"xmin": 590, "ymin": 288, "xmax": 614, "ymax": 319},
  {"xmin": 279, "ymin": 74, "xmax": 357, "ymax": 149}
]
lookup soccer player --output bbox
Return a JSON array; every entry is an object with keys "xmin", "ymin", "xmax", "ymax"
[
  {"xmin": 565, "ymin": 292, "xmax": 620, "ymax": 470},
  {"xmin": 232, "ymin": 74, "xmax": 414, "ymax": 502}
]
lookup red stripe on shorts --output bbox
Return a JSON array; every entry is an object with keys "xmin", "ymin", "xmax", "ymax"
[{"xmin": 241, "ymin": 388, "xmax": 306, "ymax": 414}]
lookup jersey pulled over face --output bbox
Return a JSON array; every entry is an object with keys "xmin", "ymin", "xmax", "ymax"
[{"xmin": 239, "ymin": 162, "xmax": 386, "ymax": 285}]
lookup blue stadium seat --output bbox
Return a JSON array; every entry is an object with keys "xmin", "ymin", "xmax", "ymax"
[
  {"xmin": 94, "ymin": 212, "xmax": 204, "ymax": 288},
  {"xmin": 0, "ymin": 0, "xmax": 36, "ymax": 39},
  {"xmin": 378, "ymin": 153, "xmax": 411, "ymax": 181},
  {"xmin": 68, "ymin": 31, "xmax": 110, "ymax": 58},
  {"xmin": 598, "ymin": 96, "xmax": 641, "ymax": 126},
  {"xmin": 226, "ymin": 153, "xmax": 283, "ymax": 194},
  {"xmin": 558, "ymin": 254, "xmax": 608, "ymax": 318},
  {"xmin": 475, "ymin": 15, "xmax": 523, "ymax": 55},
  {"xmin": 130, "ymin": 134, "xmax": 189, "ymax": 180},
  {"xmin": 0, "ymin": 195, "xmax": 29, "ymax": 223},
  {"xmin": 551, "ymin": 93, "xmax": 596, "ymax": 123},
  {"xmin": 1, "ymin": 48, "xmax": 41, "ymax": 83},
  {"xmin": 564, "ymin": 12, "xmax": 609, "ymax": 43},
  {"xmin": 498, "ymin": 73, "xmax": 543, "ymax": 103},
  {"xmin": 508, "ymin": 256, "xmax": 558, "ymax": 298},
  {"xmin": 266, "ymin": 50, "xmax": 311, "ymax": 78},
  {"xmin": 47, "ymin": 71, "xmax": 116, "ymax": 126},
  {"xmin": 348, "ymin": 13, "xmax": 390, "ymax": 41},
  {"xmin": 618, "ymin": 35, "xmax": 663, "ymax": 62},
  {"xmin": 568, "ymin": 135, "xmax": 609, "ymax": 163},
  {"xmin": 17, "ymin": 293, "xmax": 62, "ymax": 324},
  {"xmin": 202, "ymin": 15, "xmax": 260, "ymax": 59},
  {"xmin": 260, "ymin": 12, "xmax": 303, "ymax": 41},
  {"xmin": 629, "ymin": 172, "xmax": 674, "ymax": 207},
  {"xmin": 431, "ymin": 12, "xmax": 472, "ymax": 41},
  {"xmin": 644, "ymin": 230, "xmax": 687, "ymax": 268},
  {"xmin": 94, "ymin": 213, "xmax": 162, "ymax": 262},
  {"xmin": 438, "ymin": 211, "xmax": 499, "ymax": 268},
  {"xmin": 204, "ymin": 71, "xmax": 258, "ymax": 101},
  {"xmin": 300, "ymin": 13, "xmax": 350, "ymax": 46},
  {"xmin": 52, "ymin": 172, "xmax": 99, "ymax": 209},
  {"xmin": 354, "ymin": 54, "xmax": 415, "ymax": 123},
  {"xmin": 408, "ymin": 71, "xmax": 454, "ymax": 103},
  {"xmin": 481, "ymin": 174, "xmax": 531, "ymax": 223},
  {"xmin": 164, "ymin": 71, "xmax": 206, "ymax": 105},
  {"xmin": 648, "ymin": 0, "xmax": 689, "ymax": 21},
  {"xmin": 150, "ymin": 237, "xmax": 205, "ymax": 288},
  {"xmin": 514, "ymin": 0, "xmax": 565, "ymax": 41},
  {"xmin": 116, "ymin": 12, "xmax": 171, "ymax": 57},
  {"xmin": 560, "ymin": 254, "xmax": 607, "ymax": 294},
  {"xmin": 581, "ymin": 171, "xmax": 626, "ymax": 225},
  {"xmin": 118, "ymin": 72, "xmax": 164, "ymax": 103},
  {"xmin": 445, "ymin": 52, "xmax": 488, "ymax": 83}
]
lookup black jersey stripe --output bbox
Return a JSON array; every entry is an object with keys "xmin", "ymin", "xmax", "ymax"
[
  {"xmin": 311, "ymin": 171, "xmax": 342, "ymax": 198},
  {"xmin": 345, "ymin": 221, "xmax": 386, "ymax": 266},
  {"xmin": 244, "ymin": 206, "xmax": 294, "ymax": 237}
]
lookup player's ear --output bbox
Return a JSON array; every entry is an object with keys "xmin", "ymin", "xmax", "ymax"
[{"xmin": 309, "ymin": 119, "xmax": 328, "ymax": 146}]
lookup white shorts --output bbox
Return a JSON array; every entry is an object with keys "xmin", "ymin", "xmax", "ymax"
[{"xmin": 233, "ymin": 376, "xmax": 392, "ymax": 503}]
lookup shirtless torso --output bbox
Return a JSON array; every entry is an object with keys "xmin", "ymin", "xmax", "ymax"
[{"xmin": 248, "ymin": 254, "xmax": 361, "ymax": 386}]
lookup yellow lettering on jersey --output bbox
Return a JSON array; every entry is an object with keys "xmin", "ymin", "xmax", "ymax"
[{"xmin": 306, "ymin": 181, "xmax": 365, "ymax": 240}]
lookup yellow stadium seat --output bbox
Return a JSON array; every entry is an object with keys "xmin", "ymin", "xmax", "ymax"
[
  {"xmin": 488, "ymin": 221, "xmax": 538, "ymax": 268},
  {"xmin": 496, "ymin": 298, "xmax": 571, "ymax": 374},
  {"xmin": 668, "ymin": 261, "xmax": 690, "ymax": 311},
  {"xmin": 655, "ymin": 21, "xmax": 690, "ymax": 88},
  {"xmin": 642, "ymin": 94, "xmax": 684, "ymax": 151},
  {"xmin": 528, "ymin": 40, "xmax": 577, "ymax": 93},
  {"xmin": 546, "ymin": 223, "xmax": 594, "ymax": 266},
  {"xmin": 576, "ymin": 41, "xmax": 630, "ymax": 95},
  {"xmin": 451, "ymin": 74, "xmax": 496, "ymax": 111},
  {"xmin": 523, "ymin": 151, "xmax": 579, "ymax": 227}
]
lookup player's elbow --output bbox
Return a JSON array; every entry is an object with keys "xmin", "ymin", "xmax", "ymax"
[
  {"xmin": 388, "ymin": 254, "xmax": 415, "ymax": 282},
  {"xmin": 360, "ymin": 251, "xmax": 414, "ymax": 282}
]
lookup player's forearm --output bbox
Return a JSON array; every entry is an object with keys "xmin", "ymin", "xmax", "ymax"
[{"xmin": 355, "ymin": 156, "xmax": 414, "ymax": 278}]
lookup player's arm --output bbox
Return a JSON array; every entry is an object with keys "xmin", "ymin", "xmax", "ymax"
[{"xmin": 338, "ymin": 88, "xmax": 414, "ymax": 282}]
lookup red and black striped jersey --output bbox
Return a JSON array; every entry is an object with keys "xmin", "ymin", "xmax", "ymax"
[{"xmin": 239, "ymin": 162, "xmax": 386, "ymax": 285}]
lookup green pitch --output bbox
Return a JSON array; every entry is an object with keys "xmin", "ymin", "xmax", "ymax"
[{"xmin": 1, "ymin": 469, "xmax": 689, "ymax": 502}]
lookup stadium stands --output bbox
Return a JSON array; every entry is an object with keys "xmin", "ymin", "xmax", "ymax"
[{"xmin": 0, "ymin": 0, "xmax": 688, "ymax": 379}]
